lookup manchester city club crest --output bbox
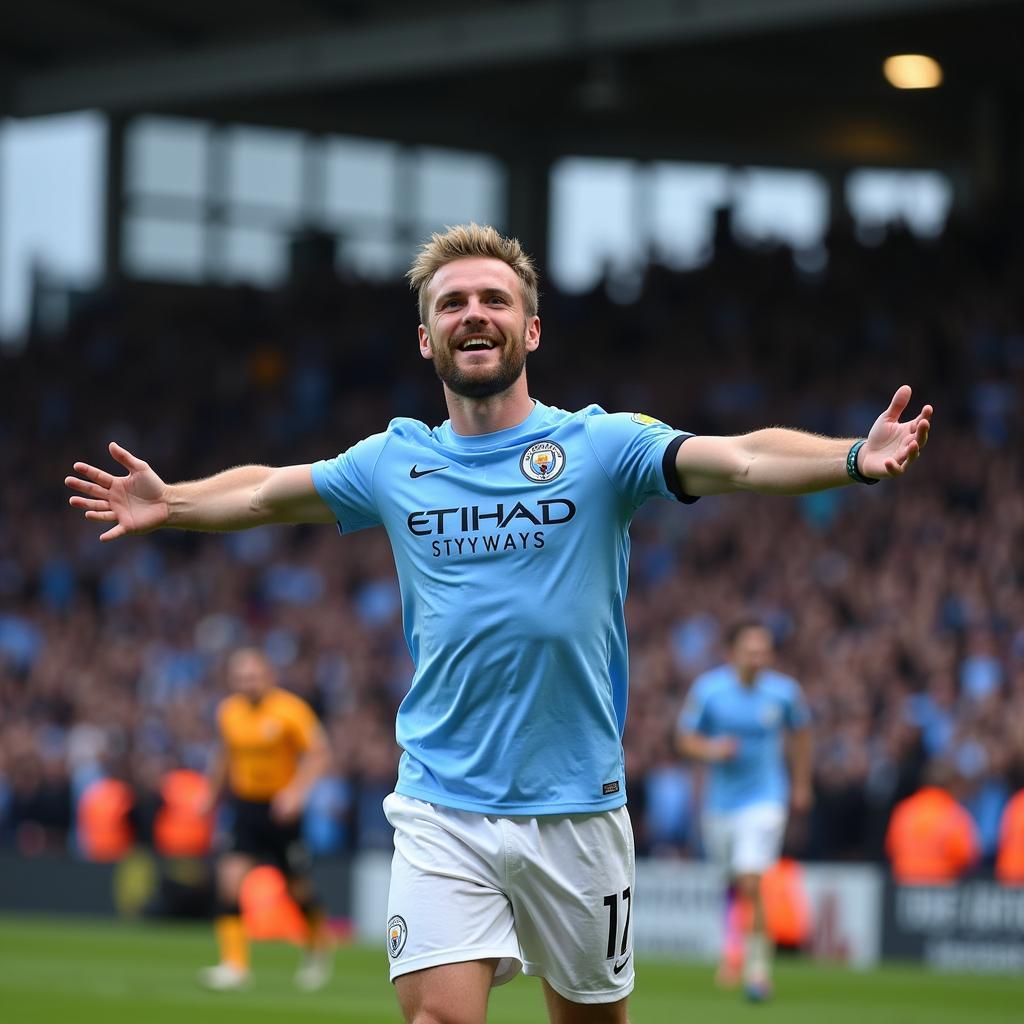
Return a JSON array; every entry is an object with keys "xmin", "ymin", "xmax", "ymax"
[
  {"xmin": 387, "ymin": 915, "xmax": 408, "ymax": 958},
  {"xmin": 520, "ymin": 440, "xmax": 566, "ymax": 483}
]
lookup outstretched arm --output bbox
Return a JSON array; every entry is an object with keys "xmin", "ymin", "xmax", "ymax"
[
  {"xmin": 676, "ymin": 385, "xmax": 932, "ymax": 497},
  {"xmin": 66, "ymin": 441, "xmax": 335, "ymax": 542}
]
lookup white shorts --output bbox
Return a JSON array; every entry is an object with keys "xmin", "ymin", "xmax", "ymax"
[
  {"xmin": 383, "ymin": 792, "xmax": 635, "ymax": 1004},
  {"xmin": 702, "ymin": 802, "xmax": 786, "ymax": 876}
]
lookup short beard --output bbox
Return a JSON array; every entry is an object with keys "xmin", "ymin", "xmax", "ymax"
[{"xmin": 430, "ymin": 329, "xmax": 528, "ymax": 400}]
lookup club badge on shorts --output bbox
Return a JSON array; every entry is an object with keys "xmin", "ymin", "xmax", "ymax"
[
  {"xmin": 387, "ymin": 915, "xmax": 408, "ymax": 958},
  {"xmin": 520, "ymin": 440, "xmax": 566, "ymax": 483}
]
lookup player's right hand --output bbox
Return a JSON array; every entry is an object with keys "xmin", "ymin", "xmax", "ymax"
[
  {"xmin": 708, "ymin": 736, "xmax": 739, "ymax": 762},
  {"xmin": 270, "ymin": 785, "xmax": 305, "ymax": 824},
  {"xmin": 66, "ymin": 442, "xmax": 170, "ymax": 542}
]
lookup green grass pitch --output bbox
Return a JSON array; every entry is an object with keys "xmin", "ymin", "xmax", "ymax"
[{"xmin": 1, "ymin": 915, "xmax": 1021, "ymax": 1023}]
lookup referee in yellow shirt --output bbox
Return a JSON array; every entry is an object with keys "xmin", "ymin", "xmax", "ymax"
[{"xmin": 199, "ymin": 647, "xmax": 332, "ymax": 991}]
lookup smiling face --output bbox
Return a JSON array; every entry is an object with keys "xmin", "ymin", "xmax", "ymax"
[{"xmin": 418, "ymin": 257, "xmax": 541, "ymax": 400}]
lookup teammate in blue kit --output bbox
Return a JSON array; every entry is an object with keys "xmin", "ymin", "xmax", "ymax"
[
  {"xmin": 67, "ymin": 224, "xmax": 931, "ymax": 1024},
  {"xmin": 677, "ymin": 621, "xmax": 812, "ymax": 1001}
]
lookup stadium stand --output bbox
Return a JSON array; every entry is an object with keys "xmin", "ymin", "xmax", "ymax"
[{"xmin": 1, "ymin": 208, "xmax": 1023, "ymax": 871}]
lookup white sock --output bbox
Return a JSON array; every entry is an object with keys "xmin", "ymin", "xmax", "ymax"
[{"xmin": 744, "ymin": 931, "xmax": 772, "ymax": 984}]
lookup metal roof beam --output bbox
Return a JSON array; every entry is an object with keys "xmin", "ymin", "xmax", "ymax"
[{"xmin": 9, "ymin": 0, "xmax": 1009, "ymax": 116}]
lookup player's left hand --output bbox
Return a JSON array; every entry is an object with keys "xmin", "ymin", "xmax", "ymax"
[
  {"xmin": 859, "ymin": 385, "xmax": 932, "ymax": 480},
  {"xmin": 270, "ymin": 786, "xmax": 304, "ymax": 824}
]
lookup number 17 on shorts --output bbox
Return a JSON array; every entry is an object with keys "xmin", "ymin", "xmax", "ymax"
[
  {"xmin": 384, "ymin": 794, "xmax": 636, "ymax": 1003},
  {"xmin": 603, "ymin": 887, "xmax": 632, "ymax": 975}
]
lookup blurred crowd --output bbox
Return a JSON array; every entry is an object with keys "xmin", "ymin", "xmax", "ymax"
[{"xmin": 1, "ymin": 209, "xmax": 1022, "ymax": 867}]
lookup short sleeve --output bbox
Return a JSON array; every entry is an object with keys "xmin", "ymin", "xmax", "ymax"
[
  {"xmin": 584, "ymin": 410, "xmax": 697, "ymax": 508},
  {"xmin": 784, "ymin": 680, "xmax": 812, "ymax": 730},
  {"xmin": 311, "ymin": 432, "xmax": 390, "ymax": 533},
  {"xmin": 282, "ymin": 695, "xmax": 323, "ymax": 753},
  {"xmin": 678, "ymin": 681, "xmax": 710, "ymax": 735}
]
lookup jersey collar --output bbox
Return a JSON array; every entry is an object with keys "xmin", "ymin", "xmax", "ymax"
[{"xmin": 436, "ymin": 399, "xmax": 549, "ymax": 451}]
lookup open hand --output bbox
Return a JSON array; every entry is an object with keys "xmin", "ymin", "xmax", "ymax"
[
  {"xmin": 66, "ymin": 442, "xmax": 169, "ymax": 542},
  {"xmin": 860, "ymin": 385, "xmax": 932, "ymax": 479}
]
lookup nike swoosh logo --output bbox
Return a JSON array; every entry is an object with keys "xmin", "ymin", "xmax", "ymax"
[
  {"xmin": 410, "ymin": 465, "xmax": 449, "ymax": 478},
  {"xmin": 613, "ymin": 953, "xmax": 631, "ymax": 975}
]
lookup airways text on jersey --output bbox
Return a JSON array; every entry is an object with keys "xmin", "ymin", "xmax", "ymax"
[{"xmin": 406, "ymin": 497, "xmax": 577, "ymax": 559}]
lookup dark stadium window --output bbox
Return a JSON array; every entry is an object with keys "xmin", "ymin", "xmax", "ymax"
[
  {"xmin": 326, "ymin": 137, "xmax": 397, "ymax": 224},
  {"xmin": 416, "ymin": 147, "xmax": 506, "ymax": 233},
  {"xmin": 225, "ymin": 125, "xmax": 304, "ymax": 220},
  {"xmin": 649, "ymin": 162, "xmax": 731, "ymax": 270},
  {"xmin": 126, "ymin": 117, "xmax": 207, "ymax": 200},
  {"xmin": 0, "ymin": 112, "xmax": 104, "ymax": 344},
  {"xmin": 846, "ymin": 170, "xmax": 952, "ymax": 240},
  {"xmin": 217, "ymin": 225, "xmax": 286, "ymax": 286},
  {"xmin": 124, "ymin": 218, "xmax": 205, "ymax": 283},
  {"xmin": 730, "ymin": 168, "xmax": 828, "ymax": 252},
  {"xmin": 551, "ymin": 157, "xmax": 642, "ymax": 292},
  {"xmin": 552, "ymin": 158, "xmax": 831, "ymax": 293}
]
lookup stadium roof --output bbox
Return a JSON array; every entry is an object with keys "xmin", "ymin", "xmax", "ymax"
[{"xmin": 4, "ymin": 0, "xmax": 1024, "ymax": 172}]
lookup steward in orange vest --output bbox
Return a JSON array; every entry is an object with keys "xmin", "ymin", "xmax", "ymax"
[
  {"xmin": 78, "ymin": 777, "xmax": 135, "ymax": 862},
  {"xmin": 762, "ymin": 857, "xmax": 811, "ymax": 949},
  {"xmin": 885, "ymin": 761, "xmax": 980, "ymax": 884},
  {"xmin": 154, "ymin": 769, "xmax": 214, "ymax": 858},
  {"xmin": 996, "ymin": 789, "xmax": 1024, "ymax": 885}
]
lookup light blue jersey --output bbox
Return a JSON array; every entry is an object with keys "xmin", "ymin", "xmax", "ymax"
[
  {"xmin": 679, "ymin": 665, "xmax": 810, "ymax": 813},
  {"xmin": 312, "ymin": 401, "xmax": 694, "ymax": 815}
]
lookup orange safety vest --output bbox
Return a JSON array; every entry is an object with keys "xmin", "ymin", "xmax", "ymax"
[
  {"xmin": 995, "ymin": 789, "xmax": 1024, "ymax": 885},
  {"xmin": 153, "ymin": 770, "xmax": 214, "ymax": 858},
  {"xmin": 78, "ymin": 778, "xmax": 135, "ymax": 862},
  {"xmin": 885, "ymin": 786, "xmax": 980, "ymax": 884},
  {"xmin": 762, "ymin": 857, "xmax": 811, "ymax": 948}
]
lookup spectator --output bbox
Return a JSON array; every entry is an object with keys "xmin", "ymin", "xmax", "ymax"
[
  {"xmin": 995, "ymin": 789, "xmax": 1024, "ymax": 885},
  {"xmin": 1, "ymin": 210, "xmax": 1022, "ymax": 862},
  {"xmin": 885, "ymin": 759, "xmax": 981, "ymax": 884}
]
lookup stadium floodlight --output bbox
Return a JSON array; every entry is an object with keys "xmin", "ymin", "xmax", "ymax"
[{"xmin": 883, "ymin": 54, "xmax": 943, "ymax": 90}]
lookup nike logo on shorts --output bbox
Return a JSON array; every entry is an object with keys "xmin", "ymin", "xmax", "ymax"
[
  {"xmin": 410, "ymin": 465, "xmax": 449, "ymax": 478},
  {"xmin": 613, "ymin": 953, "xmax": 631, "ymax": 975}
]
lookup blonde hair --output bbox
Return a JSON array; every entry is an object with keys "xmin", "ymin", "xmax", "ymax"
[{"xmin": 407, "ymin": 223, "xmax": 539, "ymax": 324}]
